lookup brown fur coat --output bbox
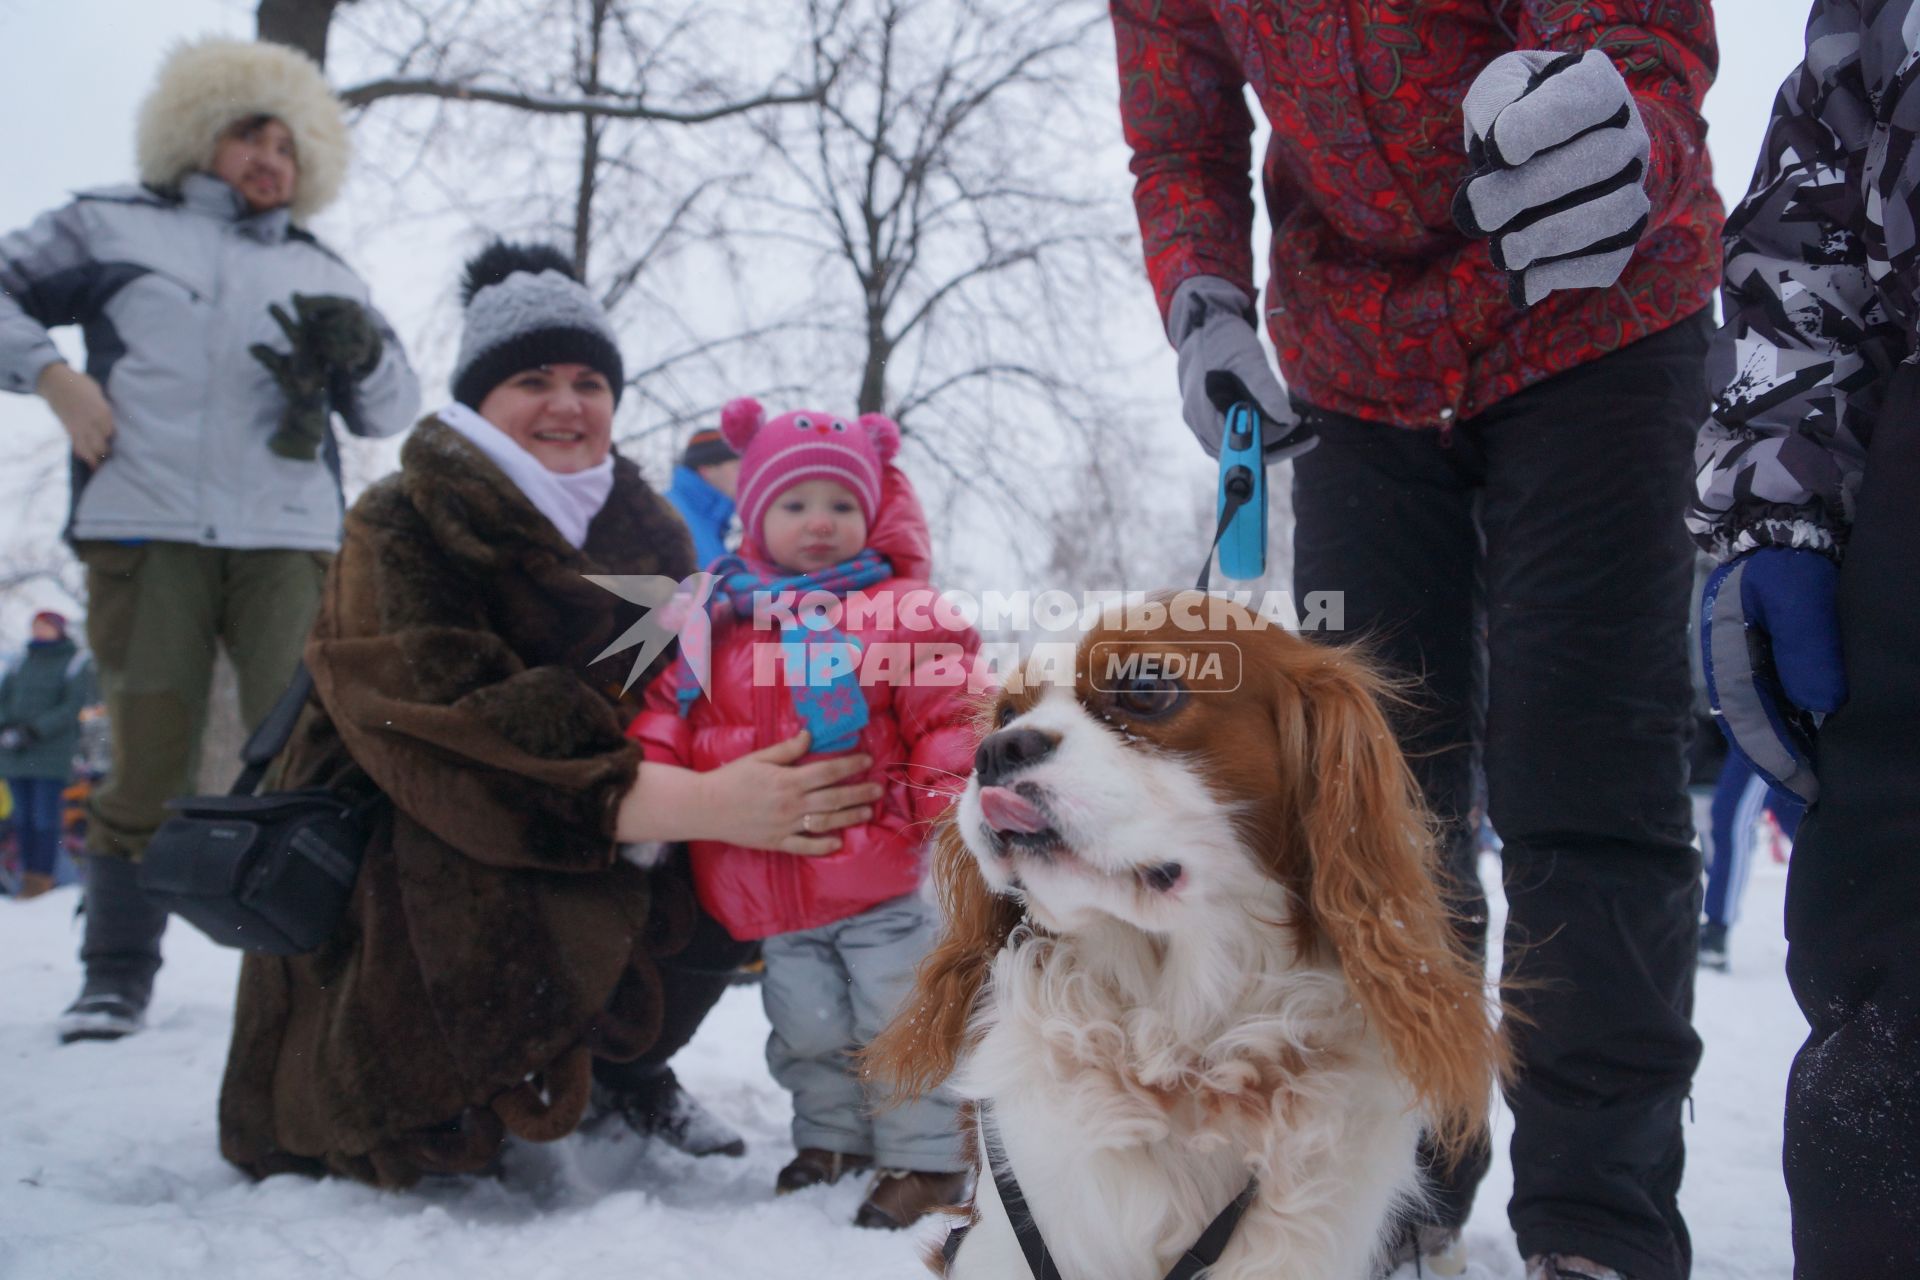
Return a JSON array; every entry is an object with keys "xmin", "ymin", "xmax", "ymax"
[{"xmin": 218, "ymin": 418, "xmax": 696, "ymax": 1187}]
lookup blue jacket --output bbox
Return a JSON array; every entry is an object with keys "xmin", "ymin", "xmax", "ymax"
[{"xmin": 665, "ymin": 465, "xmax": 735, "ymax": 568}]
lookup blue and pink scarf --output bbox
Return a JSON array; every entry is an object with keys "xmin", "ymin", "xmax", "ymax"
[{"xmin": 674, "ymin": 548, "xmax": 892, "ymax": 754}]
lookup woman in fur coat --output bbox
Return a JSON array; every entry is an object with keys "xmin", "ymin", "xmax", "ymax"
[{"xmin": 217, "ymin": 243, "xmax": 885, "ymax": 1188}]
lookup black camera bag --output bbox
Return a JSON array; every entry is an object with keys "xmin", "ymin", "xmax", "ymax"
[{"xmin": 137, "ymin": 663, "xmax": 376, "ymax": 955}]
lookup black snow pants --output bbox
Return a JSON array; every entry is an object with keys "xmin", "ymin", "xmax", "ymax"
[
  {"xmin": 1783, "ymin": 365, "xmax": 1920, "ymax": 1278},
  {"xmin": 1292, "ymin": 312, "xmax": 1711, "ymax": 1280}
]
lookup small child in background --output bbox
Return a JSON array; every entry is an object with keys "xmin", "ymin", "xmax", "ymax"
[{"xmin": 631, "ymin": 397, "xmax": 979, "ymax": 1229}]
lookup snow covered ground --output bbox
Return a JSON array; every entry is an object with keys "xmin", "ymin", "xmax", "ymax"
[{"xmin": 0, "ymin": 851, "xmax": 1801, "ymax": 1280}]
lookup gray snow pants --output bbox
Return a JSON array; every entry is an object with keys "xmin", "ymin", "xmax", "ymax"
[{"xmin": 760, "ymin": 893, "xmax": 963, "ymax": 1171}]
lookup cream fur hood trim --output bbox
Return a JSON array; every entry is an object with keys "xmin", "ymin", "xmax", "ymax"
[{"xmin": 135, "ymin": 37, "xmax": 350, "ymax": 223}]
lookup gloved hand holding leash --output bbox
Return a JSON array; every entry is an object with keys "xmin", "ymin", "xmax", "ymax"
[
  {"xmin": 1171, "ymin": 275, "xmax": 1316, "ymax": 462},
  {"xmin": 1170, "ymin": 276, "xmax": 1317, "ymax": 588}
]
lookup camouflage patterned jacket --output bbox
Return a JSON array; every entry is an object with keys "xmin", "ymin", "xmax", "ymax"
[{"xmin": 1692, "ymin": 0, "xmax": 1920, "ymax": 562}]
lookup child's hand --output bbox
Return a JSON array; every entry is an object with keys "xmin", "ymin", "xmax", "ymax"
[{"xmin": 707, "ymin": 731, "xmax": 883, "ymax": 856}]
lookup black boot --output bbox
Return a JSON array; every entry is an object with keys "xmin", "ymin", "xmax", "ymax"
[
  {"xmin": 60, "ymin": 854, "xmax": 167, "ymax": 1044},
  {"xmin": 592, "ymin": 1062, "xmax": 746, "ymax": 1157}
]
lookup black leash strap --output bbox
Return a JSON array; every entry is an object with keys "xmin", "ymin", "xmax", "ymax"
[
  {"xmin": 975, "ymin": 1102, "xmax": 1257, "ymax": 1280},
  {"xmin": 1194, "ymin": 473, "xmax": 1254, "ymax": 594}
]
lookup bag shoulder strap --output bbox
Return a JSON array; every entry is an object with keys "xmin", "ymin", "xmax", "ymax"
[{"xmin": 231, "ymin": 661, "xmax": 315, "ymax": 797}]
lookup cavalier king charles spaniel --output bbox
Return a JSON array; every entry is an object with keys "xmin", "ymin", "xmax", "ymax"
[{"xmin": 869, "ymin": 594, "xmax": 1507, "ymax": 1280}]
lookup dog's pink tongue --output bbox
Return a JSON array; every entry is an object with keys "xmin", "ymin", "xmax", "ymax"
[{"xmin": 980, "ymin": 786, "xmax": 1049, "ymax": 834}]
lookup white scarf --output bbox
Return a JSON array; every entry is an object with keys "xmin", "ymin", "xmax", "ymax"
[{"xmin": 435, "ymin": 402, "xmax": 615, "ymax": 550}]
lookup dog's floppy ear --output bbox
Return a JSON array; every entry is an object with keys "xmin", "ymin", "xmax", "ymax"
[
  {"xmin": 867, "ymin": 817, "xmax": 1021, "ymax": 1099},
  {"xmin": 1290, "ymin": 648, "xmax": 1508, "ymax": 1153}
]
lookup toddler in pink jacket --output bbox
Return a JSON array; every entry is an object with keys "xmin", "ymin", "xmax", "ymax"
[{"xmin": 631, "ymin": 397, "xmax": 978, "ymax": 1228}]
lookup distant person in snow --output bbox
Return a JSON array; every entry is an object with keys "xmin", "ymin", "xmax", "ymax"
[
  {"xmin": 1112, "ymin": 4, "xmax": 1721, "ymax": 1278},
  {"xmin": 219, "ymin": 242, "xmax": 887, "ymax": 1188},
  {"xmin": 1695, "ymin": 752, "xmax": 1802, "ymax": 975},
  {"xmin": 1690, "ymin": 4, "xmax": 1920, "ymax": 1271},
  {"xmin": 0, "ymin": 611, "xmax": 94, "ymax": 901},
  {"xmin": 666, "ymin": 425, "xmax": 741, "ymax": 567},
  {"xmin": 0, "ymin": 38, "xmax": 419, "ymax": 1043}
]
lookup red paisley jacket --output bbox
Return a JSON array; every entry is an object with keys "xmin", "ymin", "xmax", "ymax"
[{"xmin": 1113, "ymin": 0, "xmax": 1723, "ymax": 428}]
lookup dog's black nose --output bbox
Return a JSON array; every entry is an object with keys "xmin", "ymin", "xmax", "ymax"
[{"xmin": 974, "ymin": 727, "xmax": 1058, "ymax": 786}]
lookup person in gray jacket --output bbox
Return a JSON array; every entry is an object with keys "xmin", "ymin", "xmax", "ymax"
[{"xmin": 0, "ymin": 37, "xmax": 419, "ymax": 1042}]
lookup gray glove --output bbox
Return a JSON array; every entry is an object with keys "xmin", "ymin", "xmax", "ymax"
[
  {"xmin": 1454, "ymin": 48, "xmax": 1651, "ymax": 308},
  {"xmin": 1170, "ymin": 275, "xmax": 1315, "ymax": 461}
]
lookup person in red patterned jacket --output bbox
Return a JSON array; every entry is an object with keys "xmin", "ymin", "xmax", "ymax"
[
  {"xmin": 631, "ymin": 397, "xmax": 979, "ymax": 1231},
  {"xmin": 1113, "ymin": 5, "xmax": 1721, "ymax": 1280}
]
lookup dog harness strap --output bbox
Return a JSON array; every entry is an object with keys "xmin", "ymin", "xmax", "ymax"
[
  {"xmin": 980, "ymin": 1104, "xmax": 1062, "ymax": 1279},
  {"xmin": 978, "ymin": 1103, "xmax": 1257, "ymax": 1280},
  {"xmin": 940, "ymin": 1218, "xmax": 973, "ymax": 1270},
  {"xmin": 1163, "ymin": 1176, "xmax": 1261, "ymax": 1280}
]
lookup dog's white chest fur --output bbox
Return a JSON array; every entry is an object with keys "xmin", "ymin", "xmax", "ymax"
[{"xmin": 945, "ymin": 925, "xmax": 1422, "ymax": 1280}]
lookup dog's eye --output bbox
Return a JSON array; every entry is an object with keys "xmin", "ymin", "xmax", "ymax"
[
  {"xmin": 1111, "ymin": 678, "xmax": 1183, "ymax": 719},
  {"xmin": 995, "ymin": 701, "xmax": 1017, "ymax": 728}
]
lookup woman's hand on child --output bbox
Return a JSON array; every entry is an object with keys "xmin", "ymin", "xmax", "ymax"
[{"xmin": 707, "ymin": 731, "xmax": 882, "ymax": 856}]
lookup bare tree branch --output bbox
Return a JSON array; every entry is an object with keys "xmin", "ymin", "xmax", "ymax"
[{"xmin": 338, "ymin": 74, "xmax": 829, "ymax": 122}]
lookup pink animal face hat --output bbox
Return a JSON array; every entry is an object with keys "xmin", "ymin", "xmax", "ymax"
[{"xmin": 720, "ymin": 397, "xmax": 902, "ymax": 543}]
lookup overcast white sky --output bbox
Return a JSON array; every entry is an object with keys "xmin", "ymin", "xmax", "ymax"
[{"xmin": 0, "ymin": 0, "xmax": 1825, "ymax": 622}]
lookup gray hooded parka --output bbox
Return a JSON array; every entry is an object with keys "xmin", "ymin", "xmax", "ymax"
[{"xmin": 0, "ymin": 172, "xmax": 418, "ymax": 550}]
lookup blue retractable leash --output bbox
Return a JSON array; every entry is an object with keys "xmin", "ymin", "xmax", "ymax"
[
  {"xmin": 1195, "ymin": 386, "xmax": 1315, "ymax": 591},
  {"xmin": 1208, "ymin": 401, "xmax": 1267, "ymax": 586}
]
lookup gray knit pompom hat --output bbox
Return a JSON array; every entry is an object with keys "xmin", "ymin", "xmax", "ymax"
[{"xmin": 451, "ymin": 241, "xmax": 624, "ymax": 408}]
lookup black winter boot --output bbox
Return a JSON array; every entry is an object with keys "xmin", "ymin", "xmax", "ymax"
[
  {"xmin": 60, "ymin": 855, "xmax": 168, "ymax": 1043},
  {"xmin": 592, "ymin": 1063, "xmax": 746, "ymax": 1157}
]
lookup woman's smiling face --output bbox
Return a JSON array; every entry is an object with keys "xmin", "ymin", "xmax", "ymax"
[{"xmin": 476, "ymin": 363, "xmax": 615, "ymax": 473}]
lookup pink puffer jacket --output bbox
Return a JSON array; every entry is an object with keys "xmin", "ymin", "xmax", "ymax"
[{"xmin": 630, "ymin": 464, "xmax": 982, "ymax": 940}]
